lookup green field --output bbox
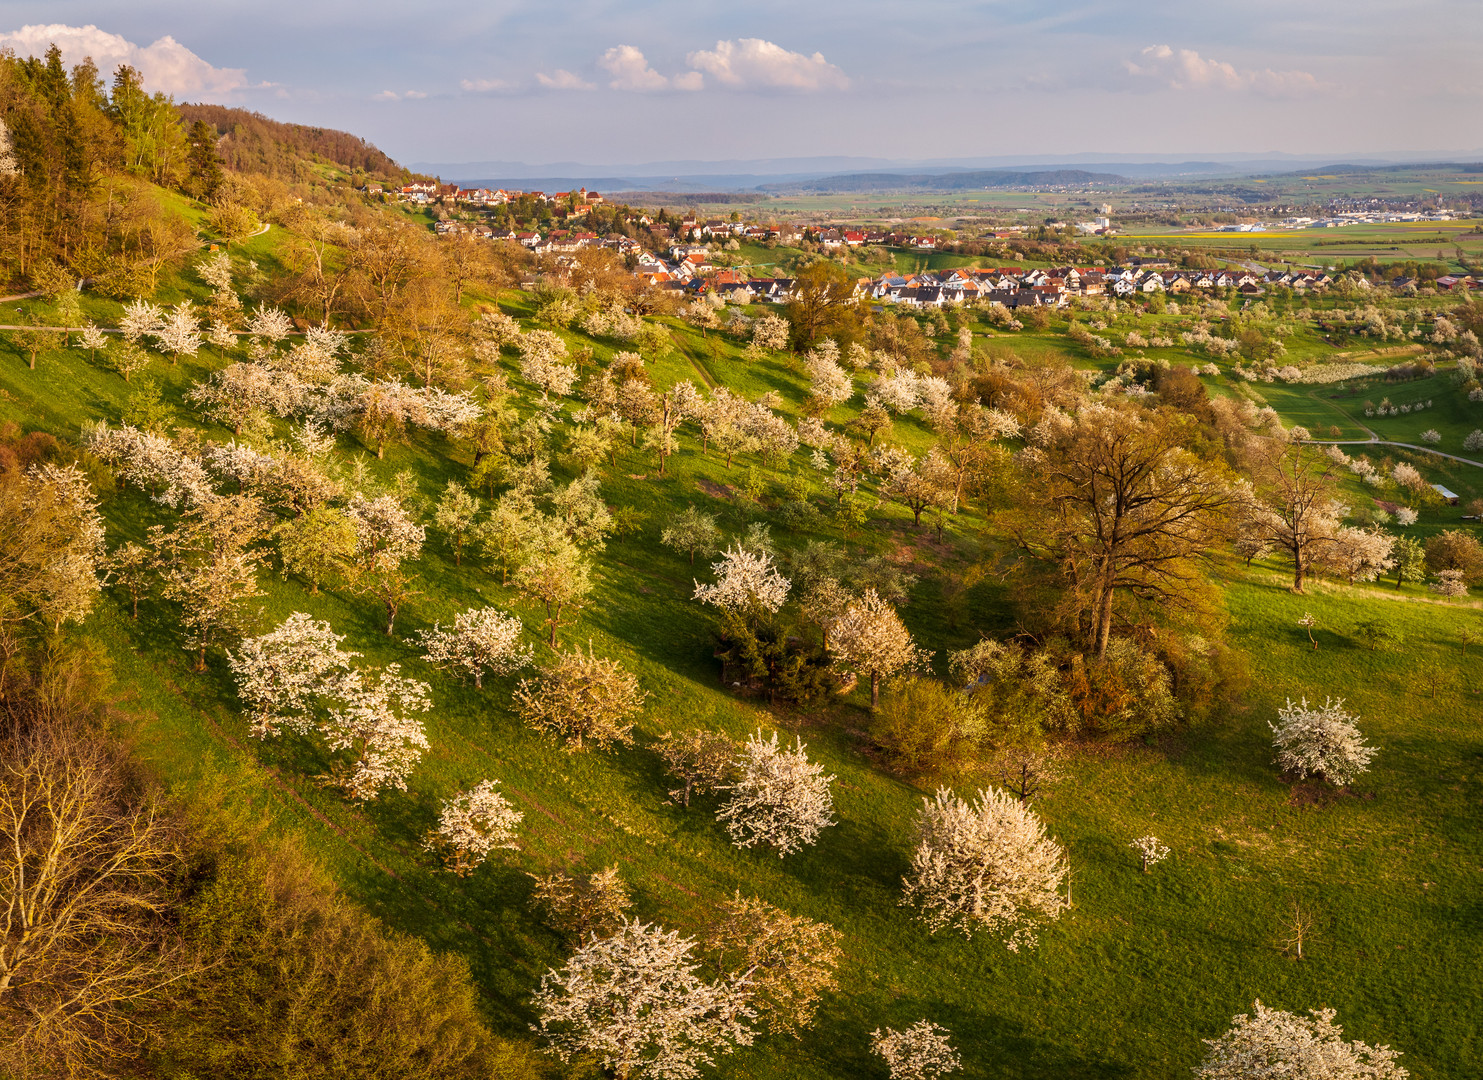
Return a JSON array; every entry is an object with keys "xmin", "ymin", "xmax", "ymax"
[{"xmin": 4, "ymin": 268, "xmax": 1483, "ymax": 1078}]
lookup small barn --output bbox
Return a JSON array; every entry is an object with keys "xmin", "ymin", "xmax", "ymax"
[{"xmin": 1432, "ymin": 483, "xmax": 1460, "ymax": 506}]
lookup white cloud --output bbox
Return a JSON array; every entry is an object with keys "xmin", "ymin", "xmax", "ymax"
[
  {"xmin": 599, "ymin": 45, "xmax": 669, "ymax": 91},
  {"xmin": 404, "ymin": 90, "xmax": 427, "ymax": 99},
  {"xmin": 460, "ymin": 77, "xmax": 511, "ymax": 93},
  {"xmin": 672, "ymin": 70, "xmax": 704, "ymax": 92},
  {"xmin": 535, "ymin": 68, "xmax": 595, "ymax": 91},
  {"xmin": 0, "ymin": 23, "xmax": 251, "ymax": 98},
  {"xmin": 1127, "ymin": 45, "xmax": 1321, "ymax": 98},
  {"xmin": 684, "ymin": 38, "xmax": 848, "ymax": 92}
]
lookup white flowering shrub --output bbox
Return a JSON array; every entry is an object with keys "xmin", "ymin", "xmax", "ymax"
[
  {"xmin": 228, "ymin": 612, "xmax": 359, "ymax": 737},
  {"xmin": 1269, "ymin": 697, "xmax": 1376, "ymax": 786},
  {"xmin": 827, "ymin": 588, "xmax": 931, "ymax": 707},
  {"xmin": 416, "ymin": 606, "xmax": 533, "ymax": 688},
  {"xmin": 902, "ymin": 787, "xmax": 1068, "ymax": 949},
  {"xmin": 517, "ymin": 330, "xmax": 578, "ymax": 399},
  {"xmin": 1394, "ymin": 507, "xmax": 1417, "ymax": 526},
  {"xmin": 1130, "ymin": 835, "xmax": 1170, "ymax": 873},
  {"xmin": 1419, "ymin": 429, "xmax": 1441, "ymax": 444},
  {"xmin": 871, "ymin": 1020, "xmax": 962, "ymax": 1080},
  {"xmin": 1430, "ymin": 568, "xmax": 1468, "ymax": 597},
  {"xmin": 693, "ymin": 546, "xmax": 791, "ymax": 613},
  {"xmin": 804, "ymin": 345, "xmax": 854, "ymax": 408},
  {"xmin": 424, "ymin": 779, "xmax": 523, "ymax": 874},
  {"xmin": 532, "ymin": 919, "xmax": 754, "ymax": 1080},
  {"xmin": 717, "ymin": 731, "xmax": 836, "ymax": 857},
  {"xmin": 1464, "ymin": 430, "xmax": 1483, "ymax": 452},
  {"xmin": 1282, "ymin": 362, "xmax": 1384, "ymax": 384},
  {"xmin": 1195, "ymin": 1000, "xmax": 1407, "ymax": 1080}
]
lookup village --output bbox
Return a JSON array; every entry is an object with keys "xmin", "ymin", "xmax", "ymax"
[{"xmin": 392, "ymin": 181, "xmax": 1483, "ymax": 308}]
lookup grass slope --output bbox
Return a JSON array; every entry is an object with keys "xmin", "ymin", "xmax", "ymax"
[{"xmin": 2, "ymin": 281, "xmax": 1481, "ymax": 1078}]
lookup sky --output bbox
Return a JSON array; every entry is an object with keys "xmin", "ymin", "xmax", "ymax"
[{"xmin": 1, "ymin": 2, "xmax": 1479, "ymax": 170}]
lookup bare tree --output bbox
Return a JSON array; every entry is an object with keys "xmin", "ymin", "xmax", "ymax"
[
  {"xmin": 0, "ymin": 730, "xmax": 190, "ymax": 1076},
  {"xmin": 513, "ymin": 645, "xmax": 646, "ymax": 752},
  {"xmin": 656, "ymin": 729, "xmax": 735, "ymax": 807},
  {"xmin": 530, "ymin": 865, "xmax": 633, "ymax": 944},
  {"xmin": 703, "ymin": 893, "xmax": 841, "ymax": 1037}
]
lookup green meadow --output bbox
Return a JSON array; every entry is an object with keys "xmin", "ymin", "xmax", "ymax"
[{"xmin": 4, "ymin": 259, "xmax": 1482, "ymax": 1078}]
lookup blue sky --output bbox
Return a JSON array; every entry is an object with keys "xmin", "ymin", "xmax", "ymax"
[{"xmin": 2, "ymin": 2, "xmax": 1478, "ymax": 167}]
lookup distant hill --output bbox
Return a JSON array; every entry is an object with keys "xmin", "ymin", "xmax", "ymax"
[
  {"xmin": 760, "ymin": 168, "xmax": 1127, "ymax": 193},
  {"xmin": 1268, "ymin": 161, "xmax": 1483, "ymax": 177},
  {"xmin": 177, "ymin": 104, "xmax": 418, "ymax": 183}
]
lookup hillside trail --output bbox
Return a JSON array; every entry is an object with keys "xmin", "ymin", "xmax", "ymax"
[{"xmin": 1300, "ymin": 386, "xmax": 1483, "ymax": 469}]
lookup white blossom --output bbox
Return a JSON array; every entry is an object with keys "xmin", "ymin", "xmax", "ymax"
[
  {"xmin": 119, "ymin": 299, "xmax": 163, "ymax": 344},
  {"xmin": 871, "ymin": 1020, "xmax": 962, "ymax": 1080},
  {"xmin": 322, "ymin": 663, "xmax": 432, "ymax": 800},
  {"xmin": 531, "ymin": 919, "xmax": 754, "ymax": 1080},
  {"xmin": 424, "ymin": 779, "xmax": 523, "ymax": 874},
  {"xmin": 1195, "ymin": 1000, "xmax": 1408, "ymax": 1080},
  {"xmin": 1430, "ymin": 568, "xmax": 1468, "ymax": 597},
  {"xmin": 751, "ymin": 313, "xmax": 791, "ymax": 351},
  {"xmin": 228, "ymin": 612, "xmax": 359, "ymax": 737},
  {"xmin": 518, "ymin": 329, "xmax": 578, "ymax": 399},
  {"xmin": 78, "ymin": 322, "xmax": 109, "ymax": 355},
  {"xmin": 1269, "ymin": 697, "xmax": 1376, "ymax": 786},
  {"xmin": 693, "ymin": 545, "xmax": 791, "ymax": 613},
  {"xmin": 915, "ymin": 375, "xmax": 957, "ymax": 430},
  {"xmin": 187, "ymin": 362, "xmax": 306, "ymax": 432},
  {"xmin": 202, "ymin": 440, "xmax": 276, "ymax": 490},
  {"xmin": 150, "ymin": 301, "xmax": 203, "ymax": 360},
  {"xmin": 902, "ymin": 786, "xmax": 1068, "ymax": 950},
  {"xmin": 870, "ymin": 369, "xmax": 921, "ymax": 414},
  {"xmin": 247, "ymin": 305, "xmax": 294, "ymax": 344},
  {"xmin": 345, "ymin": 492, "xmax": 425, "ymax": 573},
  {"xmin": 80, "ymin": 421, "xmax": 215, "ymax": 508},
  {"xmin": 804, "ymin": 345, "xmax": 853, "ymax": 408},
  {"xmin": 716, "ymin": 730, "xmax": 836, "ymax": 857},
  {"xmin": 1129, "ymin": 835, "xmax": 1170, "ymax": 872},
  {"xmin": 827, "ymin": 588, "xmax": 931, "ymax": 706},
  {"xmin": 415, "ymin": 606, "xmax": 533, "ymax": 688},
  {"xmin": 197, "ymin": 250, "xmax": 234, "ymax": 291}
]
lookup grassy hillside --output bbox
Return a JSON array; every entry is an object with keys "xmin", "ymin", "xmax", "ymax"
[{"xmin": 4, "ymin": 244, "xmax": 1482, "ymax": 1078}]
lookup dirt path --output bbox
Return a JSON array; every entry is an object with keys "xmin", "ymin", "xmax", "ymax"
[{"xmin": 1308, "ymin": 437, "xmax": 1483, "ymax": 470}]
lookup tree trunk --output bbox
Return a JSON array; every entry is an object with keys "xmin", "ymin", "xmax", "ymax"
[
  {"xmin": 1094, "ymin": 584, "xmax": 1115, "ymax": 660},
  {"xmin": 870, "ymin": 671, "xmax": 880, "ymax": 708}
]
